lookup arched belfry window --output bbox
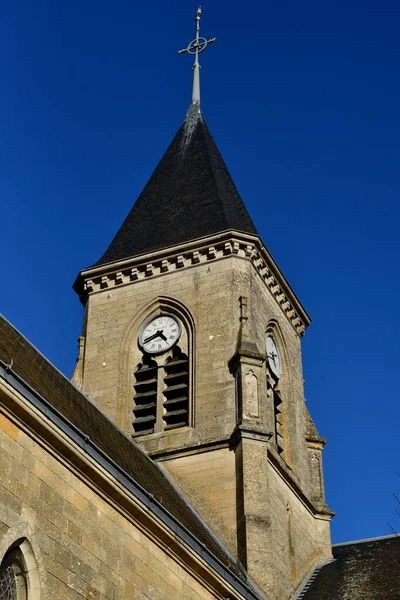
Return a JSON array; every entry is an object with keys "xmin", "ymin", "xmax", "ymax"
[
  {"xmin": 266, "ymin": 332, "xmax": 286, "ymax": 459},
  {"xmin": 132, "ymin": 308, "xmax": 193, "ymax": 437},
  {"xmin": 0, "ymin": 547, "xmax": 28, "ymax": 600}
]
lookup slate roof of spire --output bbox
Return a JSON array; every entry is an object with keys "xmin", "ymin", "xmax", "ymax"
[{"xmin": 94, "ymin": 104, "xmax": 258, "ymax": 267}]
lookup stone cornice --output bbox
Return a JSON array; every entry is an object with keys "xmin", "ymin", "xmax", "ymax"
[
  {"xmin": 149, "ymin": 435, "xmax": 233, "ymax": 461},
  {"xmin": 74, "ymin": 230, "xmax": 310, "ymax": 337},
  {"xmin": 306, "ymin": 435, "xmax": 327, "ymax": 448}
]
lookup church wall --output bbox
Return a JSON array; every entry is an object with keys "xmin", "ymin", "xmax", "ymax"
[
  {"xmin": 78, "ymin": 248, "xmax": 331, "ymax": 600},
  {"xmin": 80, "ymin": 254, "xmax": 254, "ymax": 559},
  {"xmin": 265, "ymin": 463, "xmax": 331, "ymax": 599},
  {"xmin": 160, "ymin": 447, "xmax": 237, "ymax": 556},
  {"xmin": 81, "ymin": 252, "xmax": 312, "ymax": 469},
  {"xmin": 0, "ymin": 412, "xmax": 221, "ymax": 600},
  {"xmin": 238, "ymin": 437, "xmax": 331, "ymax": 600},
  {"xmin": 227, "ymin": 259, "xmax": 332, "ymax": 599}
]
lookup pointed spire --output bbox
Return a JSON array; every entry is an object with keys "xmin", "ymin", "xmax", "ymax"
[
  {"xmin": 178, "ymin": 6, "xmax": 216, "ymax": 105},
  {"xmin": 90, "ymin": 9, "xmax": 256, "ymax": 268},
  {"xmin": 93, "ymin": 108, "xmax": 258, "ymax": 267}
]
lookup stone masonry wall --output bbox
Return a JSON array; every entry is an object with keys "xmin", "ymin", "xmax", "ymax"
[
  {"xmin": 0, "ymin": 412, "xmax": 219, "ymax": 600},
  {"xmin": 82, "ymin": 256, "xmax": 242, "ymax": 448},
  {"xmin": 81, "ymin": 252, "xmax": 311, "ymax": 464},
  {"xmin": 162, "ymin": 448, "xmax": 237, "ymax": 556},
  {"xmin": 79, "ymin": 248, "xmax": 331, "ymax": 599},
  {"xmin": 232, "ymin": 258, "xmax": 310, "ymax": 486},
  {"xmin": 266, "ymin": 463, "xmax": 331, "ymax": 597},
  {"xmin": 239, "ymin": 436, "xmax": 331, "ymax": 600}
]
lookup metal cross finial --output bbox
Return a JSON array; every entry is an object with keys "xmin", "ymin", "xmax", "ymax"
[{"xmin": 178, "ymin": 6, "xmax": 216, "ymax": 105}]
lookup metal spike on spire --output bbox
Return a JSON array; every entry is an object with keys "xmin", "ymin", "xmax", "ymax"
[{"xmin": 178, "ymin": 6, "xmax": 216, "ymax": 105}]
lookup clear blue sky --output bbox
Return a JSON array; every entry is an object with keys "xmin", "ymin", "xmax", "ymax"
[{"xmin": 1, "ymin": 0, "xmax": 399, "ymax": 545}]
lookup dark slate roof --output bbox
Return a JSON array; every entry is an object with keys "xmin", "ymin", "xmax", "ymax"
[
  {"xmin": 0, "ymin": 315, "xmax": 247, "ymax": 584},
  {"xmin": 302, "ymin": 535, "xmax": 400, "ymax": 599},
  {"xmin": 95, "ymin": 103, "xmax": 258, "ymax": 266}
]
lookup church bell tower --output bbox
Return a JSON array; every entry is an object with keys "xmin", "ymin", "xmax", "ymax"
[{"xmin": 73, "ymin": 8, "xmax": 333, "ymax": 600}]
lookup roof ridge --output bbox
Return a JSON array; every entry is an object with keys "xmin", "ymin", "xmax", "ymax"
[
  {"xmin": 196, "ymin": 112, "xmax": 243, "ymax": 227},
  {"xmin": 332, "ymin": 532, "xmax": 399, "ymax": 547},
  {"xmin": 0, "ymin": 312, "xmax": 98, "ymax": 406}
]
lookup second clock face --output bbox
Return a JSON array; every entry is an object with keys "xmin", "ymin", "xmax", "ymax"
[
  {"xmin": 139, "ymin": 315, "xmax": 181, "ymax": 354},
  {"xmin": 266, "ymin": 336, "xmax": 282, "ymax": 378}
]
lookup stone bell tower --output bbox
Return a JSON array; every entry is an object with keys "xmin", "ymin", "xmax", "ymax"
[{"xmin": 73, "ymin": 8, "xmax": 333, "ymax": 600}]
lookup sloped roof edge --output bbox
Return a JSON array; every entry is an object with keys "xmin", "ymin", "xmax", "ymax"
[{"xmin": 332, "ymin": 532, "xmax": 398, "ymax": 547}]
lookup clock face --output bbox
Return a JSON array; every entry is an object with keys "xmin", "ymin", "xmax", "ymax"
[
  {"xmin": 266, "ymin": 336, "xmax": 282, "ymax": 378},
  {"xmin": 139, "ymin": 315, "xmax": 181, "ymax": 354}
]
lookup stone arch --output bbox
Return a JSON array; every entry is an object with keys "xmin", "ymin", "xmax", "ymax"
[
  {"xmin": 116, "ymin": 296, "xmax": 196, "ymax": 432},
  {"xmin": 265, "ymin": 319, "xmax": 290, "ymax": 378},
  {"xmin": 0, "ymin": 524, "xmax": 42, "ymax": 599},
  {"xmin": 265, "ymin": 320, "xmax": 292, "ymax": 463}
]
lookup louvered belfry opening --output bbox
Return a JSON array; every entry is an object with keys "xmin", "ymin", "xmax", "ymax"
[
  {"xmin": 133, "ymin": 355, "xmax": 158, "ymax": 436},
  {"xmin": 163, "ymin": 347, "xmax": 189, "ymax": 430},
  {"xmin": 267, "ymin": 372, "xmax": 285, "ymax": 459},
  {"xmin": 273, "ymin": 389, "xmax": 285, "ymax": 457}
]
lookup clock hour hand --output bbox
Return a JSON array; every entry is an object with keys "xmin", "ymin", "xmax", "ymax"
[
  {"xmin": 159, "ymin": 331, "xmax": 167, "ymax": 341},
  {"xmin": 143, "ymin": 330, "xmax": 164, "ymax": 344}
]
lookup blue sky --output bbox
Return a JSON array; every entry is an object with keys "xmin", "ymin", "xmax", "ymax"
[{"xmin": 1, "ymin": 0, "xmax": 399, "ymax": 544}]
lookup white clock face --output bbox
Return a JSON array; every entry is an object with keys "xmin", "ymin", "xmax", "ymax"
[
  {"xmin": 139, "ymin": 315, "xmax": 181, "ymax": 354},
  {"xmin": 266, "ymin": 336, "xmax": 282, "ymax": 378}
]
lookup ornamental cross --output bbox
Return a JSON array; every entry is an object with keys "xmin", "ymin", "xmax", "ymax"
[{"xmin": 178, "ymin": 6, "xmax": 216, "ymax": 105}]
